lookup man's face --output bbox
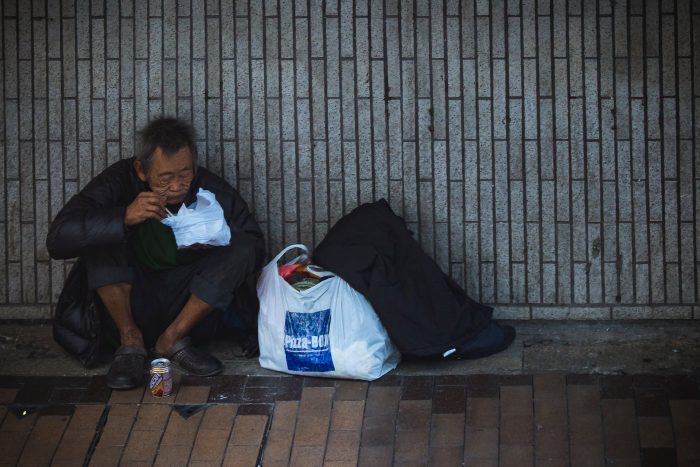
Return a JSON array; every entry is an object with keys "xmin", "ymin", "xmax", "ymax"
[{"xmin": 136, "ymin": 146, "xmax": 195, "ymax": 206}]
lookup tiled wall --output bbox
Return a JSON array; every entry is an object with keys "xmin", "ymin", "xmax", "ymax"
[{"xmin": 1, "ymin": 0, "xmax": 698, "ymax": 320}]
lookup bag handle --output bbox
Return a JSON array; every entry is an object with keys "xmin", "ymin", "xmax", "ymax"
[{"xmin": 272, "ymin": 244, "xmax": 310, "ymax": 265}]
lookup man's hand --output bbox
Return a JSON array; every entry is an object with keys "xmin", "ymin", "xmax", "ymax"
[{"xmin": 124, "ymin": 192, "xmax": 168, "ymax": 226}]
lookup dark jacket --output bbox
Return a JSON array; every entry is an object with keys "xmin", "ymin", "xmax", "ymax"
[
  {"xmin": 313, "ymin": 199, "xmax": 493, "ymax": 358},
  {"xmin": 47, "ymin": 158, "xmax": 264, "ymax": 261},
  {"xmin": 48, "ymin": 158, "xmax": 265, "ymax": 366}
]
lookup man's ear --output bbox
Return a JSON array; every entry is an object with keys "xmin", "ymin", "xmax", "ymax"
[{"xmin": 133, "ymin": 159, "xmax": 148, "ymax": 183}]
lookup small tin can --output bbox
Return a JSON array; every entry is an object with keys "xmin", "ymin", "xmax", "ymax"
[{"xmin": 149, "ymin": 358, "xmax": 173, "ymax": 397}]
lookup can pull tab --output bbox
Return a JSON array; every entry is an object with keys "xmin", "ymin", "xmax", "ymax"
[{"xmin": 442, "ymin": 348, "xmax": 456, "ymax": 358}]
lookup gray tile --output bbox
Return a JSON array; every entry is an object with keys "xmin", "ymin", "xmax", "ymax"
[
  {"xmin": 465, "ymin": 222, "xmax": 480, "ymax": 300},
  {"xmin": 434, "ymin": 141, "xmax": 448, "ymax": 223},
  {"xmin": 462, "ymin": 59, "xmax": 477, "ymax": 139},
  {"xmin": 649, "ymin": 223, "xmax": 664, "ymax": 303},
  {"xmin": 629, "ymin": 17, "xmax": 644, "ymax": 98},
  {"xmin": 508, "ymin": 18, "xmax": 522, "ymax": 97},
  {"xmin": 538, "ymin": 16, "xmax": 552, "ymax": 95},
  {"xmin": 20, "ymin": 142, "xmax": 35, "ymax": 223},
  {"xmin": 539, "ymin": 98, "xmax": 553, "ymax": 179},
  {"xmin": 614, "ymin": 59, "xmax": 629, "ymax": 140},
  {"xmin": 357, "ymin": 101, "xmax": 372, "ymax": 178},
  {"xmin": 120, "ymin": 18, "xmax": 134, "ymax": 97},
  {"xmin": 680, "ymin": 223, "xmax": 696, "ymax": 304},
  {"xmin": 478, "ymin": 100, "xmax": 493, "ymax": 180},
  {"xmin": 541, "ymin": 180, "xmax": 555, "ymax": 263},
  {"xmin": 587, "ymin": 223, "xmax": 603, "ymax": 303},
  {"xmin": 370, "ymin": 141, "xmax": 389, "ymax": 201},
  {"xmin": 491, "ymin": 0, "xmax": 505, "ymax": 58},
  {"xmin": 510, "ymin": 183, "xmax": 525, "ymax": 263},
  {"xmin": 599, "ymin": 17, "xmax": 613, "ymax": 98},
  {"xmin": 680, "ymin": 141, "xmax": 693, "ymax": 222},
  {"xmin": 496, "ymin": 222, "xmax": 511, "ymax": 303},
  {"xmin": 416, "ymin": 18, "xmax": 430, "ymax": 98},
  {"xmin": 235, "ymin": 18, "xmax": 249, "ymax": 97},
  {"xmin": 522, "ymin": 0, "xmax": 536, "ymax": 57},
  {"xmin": 662, "ymin": 109, "xmax": 681, "ymax": 175},
  {"xmin": 525, "ymin": 141, "xmax": 540, "ymax": 221},
  {"xmin": 449, "ymin": 182, "xmax": 464, "ymax": 262},
  {"xmin": 402, "ymin": 142, "xmax": 418, "ymax": 223},
  {"xmin": 646, "ymin": 58, "xmax": 661, "ymax": 139},
  {"xmin": 648, "ymin": 141, "xmax": 663, "ymax": 222},
  {"xmin": 494, "ymin": 141, "xmax": 508, "ymax": 222},
  {"xmin": 311, "ymin": 59, "xmax": 326, "ymax": 140},
  {"xmin": 206, "ymin": 18, "xmax": 221, "ymax": 98},
  {"xmin": 340, "ymin": 0, "xmax": 354, "ymax": 58},
  {"xmin": 310, "ymin": 0, "xmax": 325, "ymax": 58},
  {"xmin": 553, "ymin": 0, "xmax": 566, "ymax": 58},
  {"xmin": 508, "ymin": 99, "xmax": 523, "ymax": 180},
  {"xmin": 600, "ymin": 98, "xmax": 615, "ymax": 181},
  {"xmin": 163, "ymin": 0, "xmax": 177, "ymax": 59},
  {"xmin": 19, "ymin": 226, "xmax": 35, "ymax": 296},
  {"xmin": 493, "ymin": 59, "xmax": 506, "ymax": 140},
  {"xmin": 464, "ymin": 141, "xmax": 478, "ymax": 222},
  {"xmin": 557, "ymin": 223, "xmax": 572, "ymax": 304},
  {"xmin": 461, "ymin": 0, "xmax": 475, "ymax": 58},
  {"xmin": 531, "ymin": 306, "xmax": 610, "ymax": 320},
  {"xmin": 663, "ymin": 181, "xmax": 678, "ymax": 262},
  {"xmin": 630, "ymin": 100, "xmax": 646, "ymax": 180},
  {"xmin": 435, "ymin": 222, "xmax": 449, "ymax": 275},
  {"xmin": 523, "ymin": 58, "xmax": 538, "ymax": 139},
  {"xmin": 325, "ymin": 18, "xmax": 339, "ymax": 97},
  {"xmin": 35, "ymin": 181, "xmax": 49, "ymax": 262},
  {"xmin": 419, "ymin": 180, "xmax": 435, "ymax": 259},
  {"xmin": 678, "ymin": 59, "xmax": 692, "ymax": 139},
  {"xmin": 432, "ymin": 61, "xmax": 447, "ymax": 140},
  {"xmin": 387, "ymin": 100, "xmax": 402, "ymax": 180},
  {"xmin": 617, "ymin": 141, "xmax": 632, "ymax": 222},
  {"xmin": 633, "ymin": 181, "xmax": 649, "ymax": 263},
  {"xmin": 584, "ymin": 59, "xmax": 599, "ymax": 140},
  {"xmin": 572, "ymin": 181, "xmax": 587, "ymax": 263},
  {"xmin": 480, "ymin": 183, "xmax": 494, "ymax": 262},
  {"xmin": 568, "ymin": 17, "xmax": 583, "ymax": 97},
  {"xmin": 573, "ymin": 263, "xmax": 587, "ymax": 304},
  {"xmin": 281, "ymin": 60, "xmax": 295, "ymax": 140},
  {"xmin": 556, "ymin": 141, "xmax": 570, "ymax": 222},
  {"xmin": 602, "ymin": 181, "xmax": 618, "ymax": 262},
  {"xmin": 446, "ymin": 18, "xmax": 461, "ymax": 98},
  {"xmin": 356, "ymin": 17, "xmax": 370, "ymax": 98},
  {"xmin": 341, "ymin": 60, "xmax": 356, "ymax": 138},
  {"xmin": 618, "ymin": 223, "xmax": 634, "ymax": 304},
  {"xmin": 8, "ymin": 262, "xmax": 21, "ymax": 303},
  {"xmin": 343, "ymin": 142, "xmax": 359, "ymax": 213},
  {"xmin": 665, "ymin": 264, "xmax": 681, "ymax": 304},
  {"xmin": 6, "ymin": 181, "xmax": 20, "ymax": 261},
  {"xmin": 542, "ymin": 263, "xmax": 556, "ymax": 304},
  {"xmin": 481, "ymin": 262, "xmax": 495, "ymax": 304},
  {"xmin": 527, "ymin": 222, "xmax": 541, "ymax": 303},
  {"xmin": 477, "ymin": 17, "xmax": 491, "ymax": 97},
  {"xmin": 661, "ymin": 16, "xmax": 676, "ymax": 96},
  {"xmin": 635, "ymin": 264, "xmax": 650, "ymax": 304}
]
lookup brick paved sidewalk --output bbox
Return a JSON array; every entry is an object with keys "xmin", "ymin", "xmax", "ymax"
[{"xmin": 1, "ymin": 373, "xmax": 699, "ymax": 466}]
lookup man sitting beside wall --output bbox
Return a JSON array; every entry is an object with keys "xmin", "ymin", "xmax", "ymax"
[{"xmin": 47, "ymin": 117, "xmax": 265, "ymax": 389}]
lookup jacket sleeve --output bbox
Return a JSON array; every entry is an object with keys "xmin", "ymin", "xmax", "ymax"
[{"xmin": 47, "ymin": 170, "xmax": 130, "ymax": 260}]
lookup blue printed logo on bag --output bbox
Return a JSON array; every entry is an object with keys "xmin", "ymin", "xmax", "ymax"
[{"xmin": 284, "ymin": 309, "xmax": 335, "ymax": 372}]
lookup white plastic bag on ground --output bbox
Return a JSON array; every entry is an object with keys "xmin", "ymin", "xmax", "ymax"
[
  {"xmin": 161, "ymin": 188, "xmax": 231, "ymax": 248},
  {"xmin": 257, "ymin": 244, "xmax": 400, "ymax": 380}
]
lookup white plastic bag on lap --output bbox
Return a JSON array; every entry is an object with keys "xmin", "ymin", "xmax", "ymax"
[
  {"xmin": 161, "ymin": 188, "xmax": 231, "ymax": 248},
  {"xmin": 257, "ymin": 244, "xmax": 400, "ymax": 381}
]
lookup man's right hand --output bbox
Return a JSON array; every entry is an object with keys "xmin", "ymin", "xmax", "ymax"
[{"xmin": 124, "ymin": 192, "xmax": 167, "ymax": 226}]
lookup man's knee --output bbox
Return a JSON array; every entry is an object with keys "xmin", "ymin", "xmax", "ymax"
[{"xmin": 84, "ymin": 245, "xmax": 134, "ymax": 290}]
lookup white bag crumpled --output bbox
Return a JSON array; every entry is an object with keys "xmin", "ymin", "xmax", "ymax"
[
  {"xmin": 257, "ymin": 244, "xmax": 400, "ymax": 381},
  {"xmin": 161, "ymin": 188, "xmax": 231, "ymax": 248}
]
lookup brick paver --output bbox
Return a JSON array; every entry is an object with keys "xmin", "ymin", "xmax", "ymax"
[{"xmin": 0, "ymin": 373, "xmax": 698, "ymax": 465}]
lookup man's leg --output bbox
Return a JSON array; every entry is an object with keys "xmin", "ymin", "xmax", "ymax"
[
  {"xmin": 150, "ymin": 232, "xmax": 260, "ymax": 375},
  {"xmin": 95, "ymin": 283, "xmax": 144, "ymax": 348},
  {"xmin": 154, "ymin": 292, "xmax": 211, "ymax": 354},
  {"xmin": 84, "ymin": 246, "xmax": 147, "ymax": 389}
]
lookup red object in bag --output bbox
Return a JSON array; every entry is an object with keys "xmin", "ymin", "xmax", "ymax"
[{"xmin": 278, "ymin": 264, "xmax": 300, "ymax": 279}]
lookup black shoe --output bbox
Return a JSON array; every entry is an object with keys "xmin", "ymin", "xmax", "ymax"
[
  {"xmin": 165, "ymin": 337, "xmax": 223, "ymax": 376},
  {"xmin": 107, "ymin": 345, "xmax": 147, "ymax": 389}
]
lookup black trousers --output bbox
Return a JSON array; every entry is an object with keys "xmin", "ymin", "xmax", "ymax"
[{"xmin": 84, "ymin": 232, "xmax": 260, "ymax": 348}]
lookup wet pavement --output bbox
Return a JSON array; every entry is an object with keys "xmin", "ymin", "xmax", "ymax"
[{"xmin": 0, "ymin": 320, "xmax": 699, "ymax": 466}]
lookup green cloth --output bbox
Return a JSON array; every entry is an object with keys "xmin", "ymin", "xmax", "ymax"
[
  {"xmin": 131, "ymin": 219, "xmax": 204, "ymax": 271},
  {"xmin": 132, "ymin": 219, "xmax": 178, "ymax": 271}
]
